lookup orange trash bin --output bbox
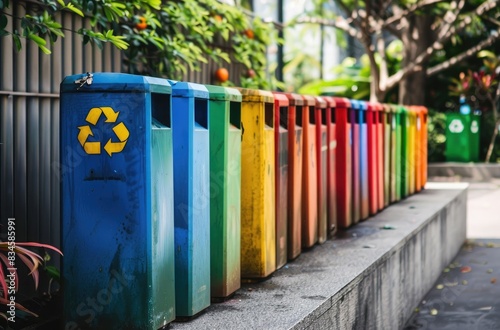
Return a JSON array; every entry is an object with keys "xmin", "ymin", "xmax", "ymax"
[{"xmin": 301, "ymin": 94, "xmax": 318, "ymax": 247}]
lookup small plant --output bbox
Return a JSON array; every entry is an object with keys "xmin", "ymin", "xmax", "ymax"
[{"xmin": 0, "ymin": 241, "xmax": 62, "ymax": 319}]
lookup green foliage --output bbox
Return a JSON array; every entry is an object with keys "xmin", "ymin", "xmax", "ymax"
[
  {"xmin": 297, "ymin": 56, "xmax": 371, "ymax": 99},
  {"xmin": 427, "ymin": 109, "xmax": 447, "ymax": 162},
  {"xmin": 297, "ymin": 39, "xmax": 403, "ymax": 100},
  {"xmin": 1, "ymin": 0, "xmax": 278, "ymax": 88}
]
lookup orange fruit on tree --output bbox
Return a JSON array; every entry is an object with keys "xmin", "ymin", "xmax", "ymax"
[
  {"xmin": 136, "ymin": 16, "xmax": 147, "ymax": 31},
  {"xmin": 243, "ymin": 29, "xmax": 254, "ymax": 39},
  {"xmin": 214, "ymin": 15, "xmax": 223, "ymax": 23},
  {"xmin": 215, "ymin": 68, "xmax": 229, "ymax": 82}
]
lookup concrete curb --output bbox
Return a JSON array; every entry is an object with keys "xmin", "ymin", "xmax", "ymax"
[
  {"xmin": 171, "ymin": 184, "xmax": 468, "ymax": 330},
  {"xmin": 428, "ymin": 163, "xmax": 500, "ymax": 182}
]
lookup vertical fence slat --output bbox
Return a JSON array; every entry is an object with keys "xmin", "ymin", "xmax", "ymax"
[
  {"xmin": 27, "ymin": 2, "xmax": 41, "ymax": 241},
  {"xmin": 0, "ymin": 5, "xmax": 15, "ymax": 239},
  {"xmin": 13, "ymin": 3, "xmax": 28, "ymax": 240}
]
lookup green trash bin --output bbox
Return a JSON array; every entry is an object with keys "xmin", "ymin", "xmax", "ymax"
[
  {"xmin": 391, "ymin": 104, "xmax": 402, "ymax": 202},
  {"xmin": 206, "ymin": 85, "xmax": 242, "ymax": 299},
  {"xmin": 399, "ymin": 105, "xmax": 410, "ymax": 198},
  {"xmin": 445, "ymin": 113, "xmax": 480, "ymax": 162}
]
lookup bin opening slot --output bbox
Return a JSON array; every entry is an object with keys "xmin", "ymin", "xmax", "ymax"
[
  {"xmin": 347, "ymin": 108, "xmax": 352, "ymax": 123},
  {"xmin": 330, "ymin": 107, "xmax": 336, "ymax": 124},
  {"xmin": 378, "ymin": 112, "xmax": 383, "ymax": 123},
  {"xmin": 265, "ymin": 102, "xmax": 274, "ymax": 128},
  {"xmin": 280, "ymin": 106, "xmax": 288, "ymax": 129},
  {"xmin": 373, "ymin": 112, "xmax": 378, "ymax": 124},
  {"xmin": 355, "ymin": 110, "xmax": 360, "ymax": 124},
  {"xmin": 229, "ymin": 101, "xmax": 241, "ymax": 129},
  {"xmin": 321, "ymin": 108, "xmax": 327, "ymax": 125},
  {"xmin": 151, "ymin": 93, "xmax": 171, "ymax": 127},
  {"xmin": 195, "ymin": 99, "xmax": 208, "ymax": 129},
  {"xmin": 423, "ymin": 114, "xmax": 428, "ymax": 124},
  {"xmin": 362, "ymin": 111, "xmax": 366, "ymax": 124},
  {"xmin": 309, "ymin": 106, "xmax": 315, "ymax": 124},
  {"xmin": 386, "ymin": 113, "xmax": 391, "ymax": 125},
  {"xmin": 296, "ymin": 106, "xmax": 303, "ymax": 127}
]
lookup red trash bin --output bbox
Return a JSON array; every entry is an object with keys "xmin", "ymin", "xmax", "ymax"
[
  {"xmin": 322, "ymin": 96, "xmax": 337, "ymax": 236},
  {"xmin": 376, "ymin": 102, "xmax": 384, "ymax": 211},
  {"xmin": 301, "ymin": 94, "xmax": 318, "ymax": 247},
  {"xmin": 272, "ymin": 92, "xmax": 289, "ymax": 269},
  {"xmin": 315, "ymin": 96, "xmax": 328, "ymax": 244},
  {"xmin": 333, "ymin": 97, "xmax": 352, "ymax": 228},
  {"xmin": 278, "ymin": 93, "xmax": 304, "ymax": 260}
]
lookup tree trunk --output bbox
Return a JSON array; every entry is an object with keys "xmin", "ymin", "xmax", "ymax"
[{"xmin": 399, "ymin": 15, "xmax": 434, "ymax": 105}]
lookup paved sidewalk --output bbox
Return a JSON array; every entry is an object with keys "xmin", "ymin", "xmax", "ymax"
[
  {"xmin": 466, "ymin": 181, "xmax": 500, "ymax": 238},
  {"xmin": 404, "ymin": 181, "xmax": 500, "ymax": 329}
]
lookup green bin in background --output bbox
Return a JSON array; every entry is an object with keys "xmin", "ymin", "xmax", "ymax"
[{"xmin": 445, "ymin": 113, "xmax": 480, "ymax": 162}]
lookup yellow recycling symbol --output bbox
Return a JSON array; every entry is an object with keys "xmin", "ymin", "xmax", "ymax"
[{"xmin": 77, "ymin": 106, "xmax": 129, "ymax": 157}]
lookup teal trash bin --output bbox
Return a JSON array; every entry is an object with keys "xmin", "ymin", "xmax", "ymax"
[
  {"xmin": 61, "ymin": 73, "xmax": 176, "ymax": 329},
  {"xmin": 170, "ymin": 81, "xmax": 211, "ymax": 317},
  {"xmin": 445, "ymin": 113, "xmax": 481, "ymax": 162}
]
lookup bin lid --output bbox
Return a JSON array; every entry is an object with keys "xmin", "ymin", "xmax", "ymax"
[
  {"xmin": 205, "ymin": 85, "xmax": 242, "ymax": 102},
  {"xmin": 282, "ymin": 92, "xmax": 304, "ymax": 106},
  {"xmin": 237, "ymin": 88, "xmax": 274, "ymax": 103},
  {"xmin": 314, "ymin": 96, "xmax": 327, "ymax": 108},
  {"xmin": 413, "ymin": 105, "xmax": 428, "ymax": 115},
  {"xmin": 358, "ymin": 100, "xmax": 368, "ymax": 111},
  {"xmin": 382, "ymin": 103, "xmax": 391, "ymax": 113},
  {"xmin": 61, "ymin": 72, "xmax": 172, "ymax": 94},
  {"xmin": 301, "ymin": 94, "xmax": 316, "ymax": 106},
  {"xmin": 272, "ymin": 92, "xmax": 289, "ymax": 107},
  {"xmin": 350, "ymin": 99, "xmax": 361, "ymax": 110},
  {"xmin": 398, "ymin": 105, "xmax": 408, "ymax": 114},
  {"xmin": 321, "ymin": 96, "xmax": 336, "ymax": 108},
  {"xmin": 169, "ymin": 80, "xmax": 209, "ymax": 99},
  {"xmin": 389, "ymin": 104, "xmax": 400, "ymax": 113},
  {"xmin": 367, "ymin": 101, "xmax": 383, "ymax": 112},
  {"xmin": 331, "ymin": 97, "xmax": 350, "ymax": 108}
]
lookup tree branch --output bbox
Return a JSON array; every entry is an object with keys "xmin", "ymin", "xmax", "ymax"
[
  {"xmin": 385, "ymin": 0, "xmax": 498, "ymax": 90},
  {"xmin": 293, "ymin": 16, "xmax": 363, "ymax": 40},
  {"xmin": 383, "ymin": 0, "xmax": 445, "ymax": 29},
  {"xmin": 427, "ymin": 29, "xmax": 500, "ymax": 76},
  {"xmin": 437, "ymin": 0, "xmax": 497, "ymax": 42},
  {"xmin": 435, "ymin": 0, "xmax": 465, "ymax": 41}
]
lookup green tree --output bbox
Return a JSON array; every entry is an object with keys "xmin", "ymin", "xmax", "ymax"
[
  {"xmin": 291, "ymin": 0, "xmax": 500, "ymax": 104},
  {"xmin": 0, "ymin": 0, "xmax": 280, "ymax": 88}
]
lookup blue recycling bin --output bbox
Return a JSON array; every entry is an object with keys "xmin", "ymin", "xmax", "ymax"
[
  {"xmin": 349, "ymin": 99, "xmax": 361, "ymax": 224},
  {"xmin": 170, "ymin": 81, "xmax": 211, "ymax": 317},
  {"xmin": 61, "ymin": 73, "xmax": 175, "ymax": 329},
  {"xmin": 357, "ymin": 100, "xmax": 369, "ymax": 220}
]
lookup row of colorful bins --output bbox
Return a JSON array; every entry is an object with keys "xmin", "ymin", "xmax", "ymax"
[{"xmin": 60, "ymin": 73, "xmax": 428, "ymax": 329}]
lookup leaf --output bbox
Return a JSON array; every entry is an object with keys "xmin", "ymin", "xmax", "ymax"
[
  {"xmin": 460, "ymin": 266, "xmax": 472, "ymax": 273},
  {"xmin": 12, "ymin": 34, "xmax": 21, "ymax": 51},
  {"xmin": 0, "ymin": 14, "xmax": 7, "ymax": 30},
  {"xmin": 45, "ymin": 265, "xmax": 61, "ymax": 282},
  {"xmin": 28, "ymin": 33, "xmax": 47, "ymax": 46},
  {"xmin": 478, "ymin": 50, "xmax": 496, "ymax": 59}
]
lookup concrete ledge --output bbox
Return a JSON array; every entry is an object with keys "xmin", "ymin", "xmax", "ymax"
[
  {"xmin": 428, "ymin": 162, "xmax": 500, "ymax": 182},
  {"xmin": 171, "ymin": 183, "xmax": 468, "ymax": 330}
]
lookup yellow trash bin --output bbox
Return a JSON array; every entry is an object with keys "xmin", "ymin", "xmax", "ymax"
[{"xmin": 238, "ymin": 88, "xmax": 276, "ymax": 279}]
